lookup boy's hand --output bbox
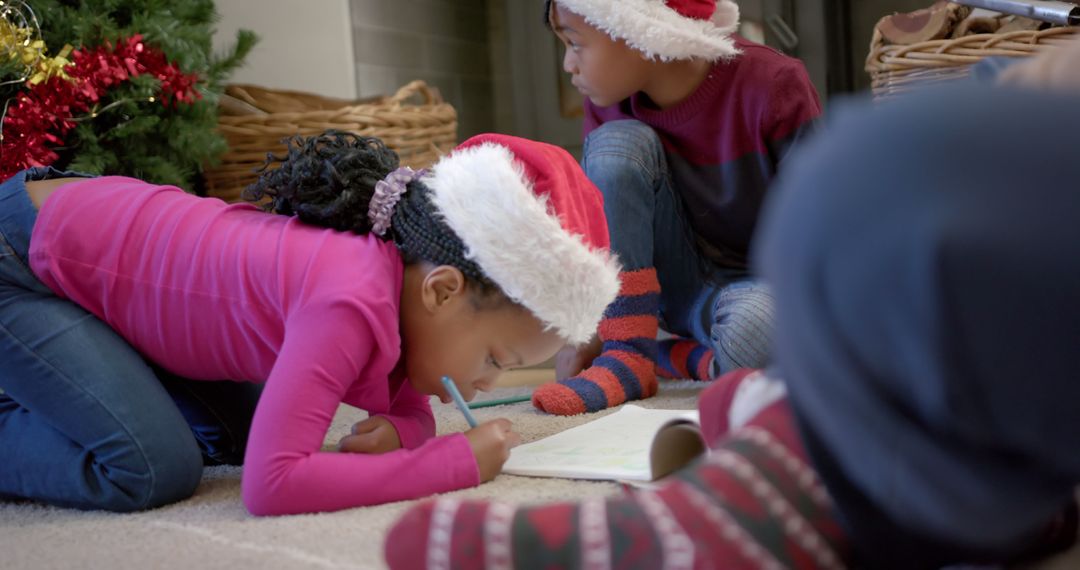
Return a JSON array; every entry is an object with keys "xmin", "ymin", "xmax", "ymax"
[
  {"xmin": 337, "ymin": 416, "xmax": 402, "ymax": 454},
  {"xmin": 554, "ymin": 337, "xmax": 602, "ymax": 380},
  {"xmin": 464, "ymin": 418, "xmax": 521, "ymax": 483}
]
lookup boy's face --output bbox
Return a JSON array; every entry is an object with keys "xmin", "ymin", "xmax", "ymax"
[
  {"xmin": 400, "ymin": 264, "xmax": 564, "ymax": 404},
  {"xmin": 550, "ymin": 3, "xmax": 653, "ymax": 107}
]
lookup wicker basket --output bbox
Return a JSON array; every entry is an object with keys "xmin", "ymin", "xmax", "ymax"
[
  {"xmin": 204, "ymin": 80, "xmax": 457, "ymax": 202},
  {"xmin": 866, "ymin": 25, "xmax": 1079, "ymax": 100}
]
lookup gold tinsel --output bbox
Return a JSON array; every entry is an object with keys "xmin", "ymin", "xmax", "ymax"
[{"xmin": 1, "ymin": 19, "xmax": 72, "ymax": 85}]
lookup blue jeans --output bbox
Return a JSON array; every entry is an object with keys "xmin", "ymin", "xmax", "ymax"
[
  {"xmin": 0, "ymin": 168, "xmax": 258, "ymax": 512},
  {"xmin": 583, "ymin": 120, "xmax": 773, "ymax": 373}
]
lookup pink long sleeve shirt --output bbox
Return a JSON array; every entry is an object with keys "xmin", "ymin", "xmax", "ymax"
[{"xmin": 28, "ymin": 177, "xmax": 480, "ymax": 515}]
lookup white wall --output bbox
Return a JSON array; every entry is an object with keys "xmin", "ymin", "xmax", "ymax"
[{"xmin": 212, "ymin": 0, "xmax": 357, "ymax": 99}]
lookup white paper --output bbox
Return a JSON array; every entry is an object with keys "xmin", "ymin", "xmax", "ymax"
[{"xmin": 502, "ymin": 405, "xmax": 700, "ymax": 482}]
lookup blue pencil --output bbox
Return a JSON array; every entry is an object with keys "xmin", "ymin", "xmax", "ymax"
[{"xmin": 441, "ymin": 376, "xmax": 479, "ymax": 428}]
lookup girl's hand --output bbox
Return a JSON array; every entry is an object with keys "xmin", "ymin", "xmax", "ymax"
[
  {"xmin": 465, "ymin": 418, "xmax": 522, "ymax": 483},
  {"xmin": 337, "ymin": 416, "xmax": 403, "ymax": 454}
]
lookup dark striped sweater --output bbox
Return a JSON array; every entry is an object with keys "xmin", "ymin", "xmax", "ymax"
[{"xmin": 584, "ymin": 36, "xmax": 822, "ymax": 270}]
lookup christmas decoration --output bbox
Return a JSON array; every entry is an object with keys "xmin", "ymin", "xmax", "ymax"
[
  {"xmin": 0, "ymin": 0, "xmax": 256, "ymax": 190},
  {"xmin": 0, "ymin": 18, "xmax": 72, "ymax": 86},
  {"xmin": 1, "ymin": 35, "xmax": 202, "ymax": 179}
]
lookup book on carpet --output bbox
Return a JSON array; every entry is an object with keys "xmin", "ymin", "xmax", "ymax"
[{"xmin": 502, "ymin": 405, "xmax": 705, "ymax": 482}]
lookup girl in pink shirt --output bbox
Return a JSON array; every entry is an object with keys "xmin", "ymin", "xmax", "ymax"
[{"xmin": 0, "ymin": 131, "xmax": 620, "ymax": 514}]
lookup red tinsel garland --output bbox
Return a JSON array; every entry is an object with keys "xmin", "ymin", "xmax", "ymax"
[{"xmin": 1, "ymin": 35, "xmax": 201, "ymax": 179}]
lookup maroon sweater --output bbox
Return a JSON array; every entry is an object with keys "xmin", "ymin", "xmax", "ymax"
[{"xmin": 585, "ymin": 36, "xmax": 822, "ymax": 270}]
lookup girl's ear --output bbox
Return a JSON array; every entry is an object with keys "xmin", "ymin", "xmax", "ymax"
[{"xmin": 420, "ymin": 265, "xmax": 468, "ymax": 313}]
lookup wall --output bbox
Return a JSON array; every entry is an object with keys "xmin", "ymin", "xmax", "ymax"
[
  {"xmin": 489, "ymin": 0, "xmax": 585, "ymax": 156},
  {"xmin": 212, "ymin": 0, "xmax": 498, "ymax": 139},
  {"xmin": 487, "ymin": 0, "xmax": 515, "ymax": 137},
  {"xmin": 212, "ymin": 0, "xmax": 357, "ymax": 99},
  {"xmin": 349, "ymin": 0, "xmax": 496, "ymax": 138}
]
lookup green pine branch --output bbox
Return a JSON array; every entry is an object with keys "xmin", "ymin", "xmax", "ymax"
[
  {"xmin": 20, "ymin": 0, "xmax": 257, "ymax": 191},
  {"xmin": 208, "ymin": 29, "xmax": 258, "ymax": 88}
]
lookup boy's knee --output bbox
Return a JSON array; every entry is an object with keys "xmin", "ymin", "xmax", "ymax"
[
  {"xmin": 583, "ymin": 121, "xmax": 669, "ymax": 207},
  {"xmin": 583, "ymin": 120, "xmax": 665, "ymax": 174},
  {"xmin": 710, "ymin": 283, "xmax": 774, "ymax": 372}
]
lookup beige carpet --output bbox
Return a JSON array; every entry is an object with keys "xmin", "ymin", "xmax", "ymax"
[
  {"xmin": 3, "ymin": 379, "xmax": 1078, "ymax": 570},
  {"xmin": 0, "ymin": 381, "xmax": 702, "ymax": 570}
]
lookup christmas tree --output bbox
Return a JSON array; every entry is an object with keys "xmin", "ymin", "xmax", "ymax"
[{"xmin": 1, "ymin": 0, "xmax": 256, "ymax": 191}]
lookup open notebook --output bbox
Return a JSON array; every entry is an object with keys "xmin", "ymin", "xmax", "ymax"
[{"xmin": 502, "ymin": 405, "xmax": 706, "ymax": 483}]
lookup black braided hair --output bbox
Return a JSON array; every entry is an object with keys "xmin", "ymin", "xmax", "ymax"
[
  {"xmin": 543, "ymin": 0, "xmax": 554, "ymax": 27},
  {"xmin": 390, "ymin": 188, "xmax": 488, "ymax": 284},
  {"xmin": 244, "ymin": 131, "xmax": 397, "ymax": 233},
  {"xmin": 245, "ymin": 130, "xmax": 505, "ymax": 303}
]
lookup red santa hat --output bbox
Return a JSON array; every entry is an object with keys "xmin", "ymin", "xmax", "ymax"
[
  {"xmin": 422, "ymin": 134, "xmax": 621, "ymax": 345},
  {"xmin": 555, "ymin": 0, "xmax": 741, "ymax": 61}
]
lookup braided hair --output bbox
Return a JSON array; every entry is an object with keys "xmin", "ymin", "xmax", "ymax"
[{"xmin": 244, "ymin": 130, "xmax": 505, "ymax": 302}]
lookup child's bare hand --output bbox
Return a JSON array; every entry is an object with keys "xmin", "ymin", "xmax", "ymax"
[
  {"xmin": 554, "ymin": 337, "xmax": 602, "ymax": 380},
  {"xmin": 337, "ymin": 416, "xmax": 402, "ymax": 454},
  {"xmin": 464, "ymin": 418, "xmax": 521, "ymax": 482}
]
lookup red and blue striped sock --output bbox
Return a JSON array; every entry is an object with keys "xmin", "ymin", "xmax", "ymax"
[
  {"xmin": 532, "ymin": 268, "xmax": 660, "ymax": 416},
  {"xmin": 385, "ymin": 397, "xmax": 850, "ymax": 570},
  {"xmin": 657, "ymin": 338, "xmax": 715, "ymax": 382}
]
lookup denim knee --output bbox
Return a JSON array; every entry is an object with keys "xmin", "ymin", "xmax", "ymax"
[
  {"xmin": 90, "ymin": 425, "xmax": 203, "ymax": 513},
  {"xmin": 582, "ymin": 120, "xmax": 667, "ymax": 194},
  {"xmin": 118, "ymin": 440, "xmax": 203, "ymax": 511},
  {"xmin": 59, "ymin": 434, "xmax": 201, "ymax": 512},
  {"xmin": 143, "ymin": 434, "xmax": 203, "ymax": 511},
  {"xmin": 709, "ymin": 281, "xmax": 774, "ymax": 373}
]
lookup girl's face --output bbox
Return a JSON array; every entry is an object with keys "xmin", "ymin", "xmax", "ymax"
[
  {"xmin": 400, "ymin": 264, "xmax": 564, "ymax": 403},
  {"xmin": 550, "ymin": 3, "xmax": 654, "ymax": 108}
]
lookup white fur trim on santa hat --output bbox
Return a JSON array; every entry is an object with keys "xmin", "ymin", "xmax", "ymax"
[
  {"xmin": 423, "ymin": 143, "xmax": 622, "ymax": 345},
  {"xmin": 556, "ymin": 0, "xmax": 741, "ymax": 61}
]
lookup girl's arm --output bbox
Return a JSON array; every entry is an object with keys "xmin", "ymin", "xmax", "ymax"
[
  {"xmin": 241, "ymin": 301, "xmax": 480, "ymax": 516},
  {"xmin": 375, "ymin": 380, "xmax": 436, "ymax": 450}
]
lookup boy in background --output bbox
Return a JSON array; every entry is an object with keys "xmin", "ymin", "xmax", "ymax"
[{"xmin": 532, "ymin": 0, "xmax": 822, "ymax": 415}]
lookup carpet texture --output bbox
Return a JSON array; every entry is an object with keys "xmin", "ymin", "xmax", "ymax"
[
  {"xmin": 1, "ymin": 382, "xmax": 700, "ymax": 570},
  {"xmin": 2, "ymin": 380, "xmax": 1077, "ymax": 570}
]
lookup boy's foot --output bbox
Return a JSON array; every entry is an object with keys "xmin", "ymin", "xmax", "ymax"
[
  {"xmin": 657, "ymin": 338, "xmax": 716, "ymax": 381},
  {"xmin": 532, "ymin": 268, "xmax": 661, "ymax": 415}
]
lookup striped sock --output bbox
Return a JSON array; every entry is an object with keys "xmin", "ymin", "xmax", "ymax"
[
  {"xmin": 385, "ymin": 398, "xmax": 850, "ymax": 570},
  {"xmin": 657, "ymin": 338, "xmax": 715, "ymax": 382},
  {"xmin": 532, "ymin": 268, "xmax": 660, "ymax": 416}
]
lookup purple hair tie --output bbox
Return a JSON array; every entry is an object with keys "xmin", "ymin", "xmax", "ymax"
[{"xmin": 367, "ymin": 166, "xmax": 428, "ymax": 236}]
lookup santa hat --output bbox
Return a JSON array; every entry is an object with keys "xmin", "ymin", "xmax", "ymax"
[
  {"xmin": 555, "ymin": 0, "xmax": 741, "ymax": 61},
  {"xmin": 423, "ymin": 134, "xmax": 621, "ymax": 345}
]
